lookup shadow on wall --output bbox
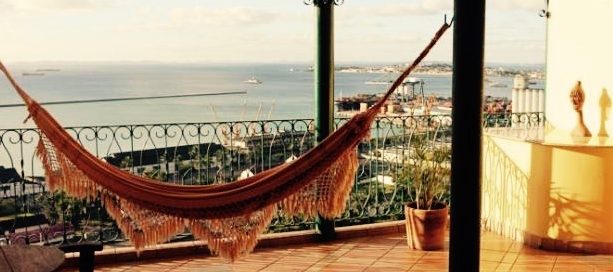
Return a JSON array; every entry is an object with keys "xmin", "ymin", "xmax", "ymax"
[
  {"xmin": 481, "ymin": 136, "xmax": 529, "ymax": 241},
  {"xmin": 483, "ymin": 135, "xmax": 609, "ymax": 243},
  {"xmin": 548, "ymin": 190, "xmax": 604, "ymax": 241}
]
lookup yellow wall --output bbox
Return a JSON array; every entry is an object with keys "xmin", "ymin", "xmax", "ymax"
[
  {"xmin": 483, "ymin": 0, "xmax": 613, "ymax": 247},
  {"xmin": 546, "ymin": 1, "xmax": 613, "ymax": 135},
  {"xmin": 482, "ymin": 135, "xmax": 613, "ymax": 242}
]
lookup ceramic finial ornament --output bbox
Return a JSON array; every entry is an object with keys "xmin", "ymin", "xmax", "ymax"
[{"xmin": 570, "ymin": 81, "xmax": 592, "ymax": 137}]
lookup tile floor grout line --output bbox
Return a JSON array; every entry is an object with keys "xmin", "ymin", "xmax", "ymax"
[
  {"xmin": 255, "ymin": 246, "xmax": 296, "ymax": 271},
  {"xmin": 259, "ymin": 257, "xmax": 290, "ymax": 271},
  {"xmin": 363, "ymin": 236, "xmax": 401, "ymax": 270},
  {"xmin": 304, "ymin": 240, "xmax": 370, "ymax": 271},
  {"xmin": 346, "ymin": 238, "xmax": 390, "ymax": 271},
  {"xmin": 493, "ymin": 240, "xmax": 514, "ymax": 271},
  {"xmin": 258, "ymin": 241, "xmax": 342, "ymax": 271},
  {"xmin": 508, "ymin": 247, "xmax": 519, "ymax": 271},
  {"xmin": 303, "ymin": 254, "xmax": 331, "ymax": 271},
  {"xmin": 550, "ymin": 254, "xmax": 558, "ymax": 272},
  {"xmin": 166, "ymin": 258, "xmax": 193, "ymax": 272},
  {"xmin": 405, "ymin": 250, "xmax": 427, "ymax": 272},
  {"xmin": 496, "ymin": 241, "xmax": 518, "ymax": 272}
]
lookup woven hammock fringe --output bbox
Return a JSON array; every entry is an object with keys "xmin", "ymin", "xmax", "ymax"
[
  {"xmin": 36, "ymin": 132, "xmax": 359, "ymax": 261},
  {"xmin": 280, "ymin": 149, "xmax": 357, "ymax": 219},
  {"xmin": 188, "ymin": 205, "xmax": 276, "ymax": 261}
]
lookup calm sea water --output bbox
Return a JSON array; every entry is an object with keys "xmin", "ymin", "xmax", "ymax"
[{"xmin": 0, "ymin": 63, "xmax": 534, "ymax": 128}]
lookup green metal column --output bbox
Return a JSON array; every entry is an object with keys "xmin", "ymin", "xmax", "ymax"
[{"xmin": 311, "ymin": 0, "xmax": 336, "ymax": 241}]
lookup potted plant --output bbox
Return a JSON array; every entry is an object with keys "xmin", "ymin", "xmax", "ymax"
[{"xmin": 400, "ymin": 135, "xmax": 450, "ymax": 250}]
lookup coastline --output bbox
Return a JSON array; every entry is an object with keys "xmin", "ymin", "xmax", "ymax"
[{"xmin": 0, "ymin": 63, "xmax": 543, "ymax": 128}]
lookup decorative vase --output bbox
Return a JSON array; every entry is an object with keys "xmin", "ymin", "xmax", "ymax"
[
  {"xmin": 404, "ymin": 202, "xmax": 448, "ymax": 250},
  {"xmin": 570, "ymin": 81, "xmax": 592, "ymax": 137}
]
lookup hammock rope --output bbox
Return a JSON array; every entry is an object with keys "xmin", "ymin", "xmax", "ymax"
[{"xmin": 0, "ymin": 21, "xmax": 451, "ymax": 261}]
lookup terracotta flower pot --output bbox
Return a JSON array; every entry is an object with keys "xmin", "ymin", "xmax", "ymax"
[{"xmin": 404, "ymin": 202, "xmax": 448, "ymax": 250}]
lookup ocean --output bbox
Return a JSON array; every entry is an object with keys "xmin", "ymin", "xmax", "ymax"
[{"xmin": 0, "ymin": 63, "xmax": 538, "ymax": 129}]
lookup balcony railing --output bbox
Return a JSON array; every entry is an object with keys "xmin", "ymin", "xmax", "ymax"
[{"xmin": 0, "ymin": 112, "xmax": 543, "ymax": 246}]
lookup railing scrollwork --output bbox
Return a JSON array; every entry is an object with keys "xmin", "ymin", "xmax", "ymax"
[{"xmin": 0, "ymin": 113, "xmax": 542, "ymax": 246}]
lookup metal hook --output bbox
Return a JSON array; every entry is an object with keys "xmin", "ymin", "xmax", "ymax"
[
  {"xmin": 539, "ymin": 0, "xmax": 550, "ymax": 18},
  {"xmin": 444, "ymin": 14, "xmax": 455, "ymax": 26}
]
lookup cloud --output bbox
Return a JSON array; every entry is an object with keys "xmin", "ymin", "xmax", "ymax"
[
  {"xmin": 344, "ymin": 0, "xmax": 452, "ymax": 17},
  {"xmin": 0, "ymin": 0, "xmax": 115, "ymax": 12},
  {"xmin": 113, "ymin": 6, "xmax": 280, "ymax": 32},
  {"xmin": 489, "ymin": 0, "xmax": 545, "ymax": 12},
  {"xmin": 338, "ymin": 32, "xmax": 422, "ymax": 45},
  {"xmin": 166, "ymin": 6, "xmax": 279, "ymax": 27},
  {"xmin": 340, "ymin": 0, "xmax": 543, "ymax": 18}
]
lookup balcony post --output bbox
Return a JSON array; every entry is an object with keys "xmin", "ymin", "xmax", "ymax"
[
  {"xmin": 449, "ymin": 0, "xmax": 486, "ymax": 271},
  {"xmin": 308, "ymin": 0, "xmax": 338, "ymax": 241}
]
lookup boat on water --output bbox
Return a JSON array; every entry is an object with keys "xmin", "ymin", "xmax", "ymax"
[
  {"xmin": 365, "ymin": 72, "xmax": 396, "ymax": 85},
  {"xmin": 365, "ymin": 79, "xmax": 393, "ymax": 85},
  {"xmin": 365, "ymin": 74, "xmax": 417, "ymax": 85},
  {"xmin": 489, "ymin": 81, "xmax": 508, "ymax": 88},
  {"xmin": 243, "ymin": 76, "xmax": 262, "ymax": 84},
  {"xmin": 22, "ymin": 72, "xmax": 45, "ymax": 76}
]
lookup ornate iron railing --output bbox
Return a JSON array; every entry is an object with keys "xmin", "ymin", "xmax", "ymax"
[{"xmin": 0, "ymin": 112, "xmax": 544, "ymax": 245}]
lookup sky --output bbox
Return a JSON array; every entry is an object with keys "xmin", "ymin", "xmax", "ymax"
[{"xmin": 0, "ymin": 0, "xmax": 547, "ymax": 64}]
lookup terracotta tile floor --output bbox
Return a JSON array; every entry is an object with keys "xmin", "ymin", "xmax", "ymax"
[{"xmin": 63, "ymin": 232, "xmax": 613, "ymax": 271}]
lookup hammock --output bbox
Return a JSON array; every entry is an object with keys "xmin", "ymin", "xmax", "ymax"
[{"xmin": 0, "ymin": 22, "xmax": 450, "ymax": 261}]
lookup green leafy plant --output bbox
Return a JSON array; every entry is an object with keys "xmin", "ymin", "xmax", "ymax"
[{"xmin": 400, "ymin": 135, "xmax": 451, "ymax": 210}]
